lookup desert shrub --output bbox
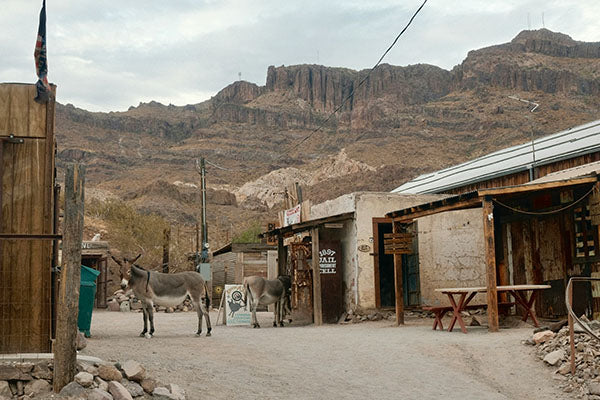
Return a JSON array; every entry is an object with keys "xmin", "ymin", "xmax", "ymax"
[
  {"xmin": 87, "ymin": 198, "xmax": 169, "ymax": 269},
  {"xmin": 232, "ymin": 220, "xmax": 262, "ymax": 244}
]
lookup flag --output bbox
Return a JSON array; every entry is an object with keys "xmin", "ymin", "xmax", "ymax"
[{"xmin": 34, "ymin": 0, "xmax": 50, "ymax": 103}]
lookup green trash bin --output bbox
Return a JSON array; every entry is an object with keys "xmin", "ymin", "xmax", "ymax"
[{"xmin": 78, "ymin": 265, "xmax": 101, "ymax": 338}]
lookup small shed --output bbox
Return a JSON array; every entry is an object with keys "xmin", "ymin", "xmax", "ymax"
[
  {"xmin": 210, "ymin": 242, "xmax": 277, "ymax": 305},
  {"xmin": 81, "ymin": 241, "xmax": 109, "ymax": 308}
]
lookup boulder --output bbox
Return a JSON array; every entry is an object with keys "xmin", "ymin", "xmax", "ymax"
[
  {"xmin": 153, "ymin": 386, "xmax": 178, "ymax": 400},
  {"xmin": 167, "ymin": 383, "xmax": 186, "ymax": 400},
  {"xmin": 140, "ymin": 378, "xmax": 157, "ymax": 394},
  {"xmin": 108, "ymin": 300, "xmax": 121, "ymax": 311},
  {"xmin": 59, "ymin": 381, "xmax": 87, "ymax": 398},
  {"xmin": 122, "ymin": 360, "xmax": 145, "ymax": 382},
  {"xmin": 15, "ymin": 362, "xmax": 34, "ymax": 373},
  {"xmin": 98, "ymin": 363, "xmax": 123, "ymax": 382},
  {"xmin": 543, "ymin": 349, "xmax": 565, "ymax": 366},
  {"xmin": 120, "ymin": 301, "xmax": 131, "ymax": 312},
  {"xmin": 24, "ymin": 379, "xmax": 51, "ymax": 397},
  {"xmin": 108, "ymin": 381, "xmax": 133, "ymax": 400},
  {"xmin": 75, "ymin": 371, "xmax": 95, "ymax": 387},
  {"xmin": 84, "ymin": 364, "xmax": 99, "ymax": 376},
  {"xmin": 31, "ymin": 362, "xmax": 52, "ymax": 380},
  {"xmin": 77, "ymin": 331, "xmax": 88, "ymax": 350},
  {"xmin": 533, "ymin": 330, "xmax": 555, "ymax": 344},
  {"xmin": 0, "ymin": 381, "xmax": 11, "ymax": 398},
  {"xmin": 122, "ymin": 380, "xmax": 144, "ymax": 397},
  {"xmin": 95, "ymin": 376, "xmax": 109, "ymax": 392},
  {"xmin": 590, "ymin": 382, "xmax": 600, "ymax": 396},
  {"xmin": 0, "ymin": 365, "xmax": 31, "ymax": 381},
  {"xmin": 89, "ymin": 388, "xmax": 114, "ymax": 400}
]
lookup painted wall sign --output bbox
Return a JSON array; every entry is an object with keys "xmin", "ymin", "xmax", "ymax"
[
  {"xmin": 284, "ymin": 204, "xmax": 301, "ymax": 226},
  {"xmin": 358, "ymin": 244, "xmax": 371, "ymax": 253},
  {"xmin": 224, "ymin": 284, "xmax": 251, "ymax": 326},
  {"xmin": 319, "ymin": 246, "xmax": 338, "ymax": 274}
]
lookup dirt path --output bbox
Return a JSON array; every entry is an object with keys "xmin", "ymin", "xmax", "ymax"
[{"xmin": 82, "ymin": 310, "xmax": 569, "ymax": 399}]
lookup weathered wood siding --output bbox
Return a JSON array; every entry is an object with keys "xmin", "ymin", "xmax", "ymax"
[
  {"xmin": 0, "ymin": 83, "xmax": 56, "ymax": 353},
  {"xmin": 445, "ymin": 151, "xmax": 600, "ymax": 195}
]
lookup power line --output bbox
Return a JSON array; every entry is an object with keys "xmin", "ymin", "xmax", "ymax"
[{"xmin": 282, "ymin": 0, "xmax": 429, "ymax": 156}]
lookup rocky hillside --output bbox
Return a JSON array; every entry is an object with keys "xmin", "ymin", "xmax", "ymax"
[{"xmin": 55, "ymin": 29, "xmax": 600, "ymax": 248}]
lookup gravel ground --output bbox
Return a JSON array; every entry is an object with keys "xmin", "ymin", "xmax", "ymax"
[{"xmin": 82, "ymin": 310, "xmax": 570, "ymax": 400}]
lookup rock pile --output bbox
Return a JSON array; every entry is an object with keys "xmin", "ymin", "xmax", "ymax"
[
  {"xmin": 0, "ymin": 359, "xmax": 186, "ymax": 399},
  {"xmin": 107, "ymin": 290, "xmax": 194, "ymax": 314},
  {"xmin": 526, "ymin": 316, "xmax": 600, "ymax": 398}
]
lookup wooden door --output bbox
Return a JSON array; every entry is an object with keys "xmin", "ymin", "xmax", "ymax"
[{"xmin": 319, "ymin": 240, "xmax": 343, "ymax": 323}]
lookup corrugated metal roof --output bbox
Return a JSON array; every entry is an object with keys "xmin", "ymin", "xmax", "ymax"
[{"xmin": 392, "ymin": 119, "xmax": 600, "ymax": 194}]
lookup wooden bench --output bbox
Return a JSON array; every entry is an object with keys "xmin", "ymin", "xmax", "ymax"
[{"xmin": 423, "ymin": 302, "xmax": 515, "ymax": 331}]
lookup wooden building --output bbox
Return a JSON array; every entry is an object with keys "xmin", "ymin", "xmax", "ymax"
[
  {"xmin": 211, "ymin": 242, "xmax": 276, "ymax": 306},
  {"xmin": 387, "ymin": 119, "xmax": 600, "ymax": 330},
  {"xmin": 0, "ymin": 83, "xmax": 58, "ymax": 353}
]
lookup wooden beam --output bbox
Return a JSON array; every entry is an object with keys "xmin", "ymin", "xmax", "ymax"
[
  {"xmin": 392, "ymin": 197, "xmax": 482, "ymax": 222},
  {"xmin": 479, "ymin": 176, "xmax": 598, "ymax": 196},
  {"xmin": 393, "ymin": 221, "xmax": 404, "ymax": 326},
  {"xmin": 482, "ymin": 197, "xmax": 499, "ymax": 333},
  {"xmin": 311, "ymin": 227, "xmax": 323, "ymax": 326},
  {"xmin": 277, "ymin": 236, "xmax": 286, "ymax": 276},
  {"xmin": 53, "ymin": 164, "xmax": 85, "ymax": 392}
]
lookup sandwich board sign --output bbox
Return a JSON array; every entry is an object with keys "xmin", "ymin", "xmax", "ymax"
[{"xmin": 224, "ymin": 284, "xmax": 251, "ymax": 326}]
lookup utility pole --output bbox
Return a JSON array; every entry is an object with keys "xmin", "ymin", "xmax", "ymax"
[{"xmin": 195, "ymin": 158, "xmax": 210, "ymax": 268}]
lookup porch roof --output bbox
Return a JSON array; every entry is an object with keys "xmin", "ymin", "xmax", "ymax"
[
  {"xmin": 259, "ymin": 212, "xmax": 354, "ymax": 238},
  {"xmin": 386, "ymin": 175, "xmax": 599, "ymax": 221}
]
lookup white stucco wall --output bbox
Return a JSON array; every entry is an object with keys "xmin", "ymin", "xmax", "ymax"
[
  {"xmin": 417, "ymin": 208, "xmax": 486, "ymax": 307},
  {"xmin": 353, "ymin": 192, "xmax": 444, "ymax": 311}
]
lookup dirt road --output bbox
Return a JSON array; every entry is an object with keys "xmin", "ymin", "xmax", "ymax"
[{"xmin": 82, "ymin": 310, "xmax": 568, "ymax": 399}]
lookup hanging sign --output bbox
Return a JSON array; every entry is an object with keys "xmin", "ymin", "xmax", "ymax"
[
  {"xmin": 383, "ymin": 233, "xmax": 413, "ymax": 255},
  {"xmin": 284, "ymin": 204, "xmax": 301, "ymax": 227},
  {"xmin": 224, "ymin": 284, "xmax": 251, "ymax": 326}
]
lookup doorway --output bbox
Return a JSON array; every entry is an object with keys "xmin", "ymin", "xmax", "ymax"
[{"xmin": 373, "ymin": 219, "xmax": 421, "ymax": 308}]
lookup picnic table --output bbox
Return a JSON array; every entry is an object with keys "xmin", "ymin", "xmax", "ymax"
[{"xmin": 426, "ymin": 284, "xmax": 551, "ymax": 334}]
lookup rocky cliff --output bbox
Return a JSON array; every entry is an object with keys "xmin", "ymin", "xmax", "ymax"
[{"xmin": 54, "ymin": 29, "xmax": 600, "ymax": 247}]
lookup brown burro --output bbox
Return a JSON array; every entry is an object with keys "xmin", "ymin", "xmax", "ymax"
[{"xmin": 110, "ymin": 254, "xmax": 212, "ymax": 337}]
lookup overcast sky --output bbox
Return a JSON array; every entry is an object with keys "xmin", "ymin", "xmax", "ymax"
[{"xmin": 1, "ymin": 1, "xmax": 599, "ymax": 112}]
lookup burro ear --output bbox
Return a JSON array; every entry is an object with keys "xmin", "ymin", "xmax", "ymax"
[
  {"xmin": 132, "ymin": 254, "xmax": 142, "ymax": 263},
  {"xmin": 110, "ymin": 255, "xmax": 122, "ymax": 266}
]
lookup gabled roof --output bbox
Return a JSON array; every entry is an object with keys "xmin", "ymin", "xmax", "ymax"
[{"xmin": 392, "ymin": 119, "xmax": 600, "ymax": 194}]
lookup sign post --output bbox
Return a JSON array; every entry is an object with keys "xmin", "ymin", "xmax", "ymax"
[{"xmin": 224, "ymin": 285, "xmax": 251, "ymax": 326}]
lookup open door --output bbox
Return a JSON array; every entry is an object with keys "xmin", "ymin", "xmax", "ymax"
[{"xmin": 373, "ymin": 219, "xmax": 421, "ymax": 308}]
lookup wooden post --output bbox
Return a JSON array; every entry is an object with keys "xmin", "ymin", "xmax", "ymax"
[
  {"xmin": 569, "ymin": 281, "xmax": 576, "ymax": 375},
  {"xmin": 162, "ymin": 226, "xmax": 170, "ymax": 273},
  {"xmin": 311, "ymin": 227, "xmax": 323, "ymax": 326},
  {"xmin": 482, "ymin": 197, "xmax": 499, "ymax": 332},
  {"xmin": 277, "ymin": 235, "xmax": 286, "ymax": 276},
  {"xmin": 53, "ymin": 164, "xmax": 85, "ymax": 392},
  {"xmin": 392, "ymin": 221, "xmax": 404, "ymax": 325}
]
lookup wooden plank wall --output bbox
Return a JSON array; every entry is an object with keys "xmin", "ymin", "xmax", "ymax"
[{"xmin": 0, "ymin": 83, "xmax": 55, "ymax": 353}]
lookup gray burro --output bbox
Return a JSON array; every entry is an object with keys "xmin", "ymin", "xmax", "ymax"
[{"xmin": 0, "ymin": 359, "xmax": 185, "ymax": 399}]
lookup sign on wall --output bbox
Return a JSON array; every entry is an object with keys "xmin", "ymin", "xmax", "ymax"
[
  {"xmin": 319, "ymin": 242, "xmax": 340, "ymax": 274},
  {"xmin": 224, "ymin": 284, "xmax": 251, "ymax": 326},
  {"xmin": 284, "ymin": 204, "xmax": 301, "ymax": 226}
]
